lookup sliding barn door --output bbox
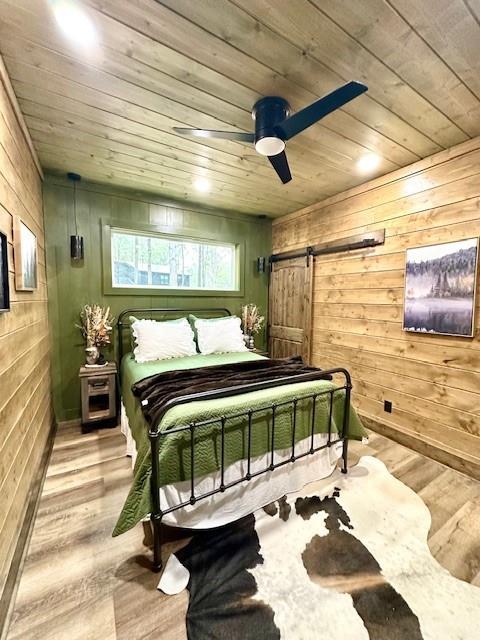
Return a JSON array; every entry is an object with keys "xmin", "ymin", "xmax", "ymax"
[{"xmin": 268, "ymin": 255, "xmax": 313, "ymax": 363}]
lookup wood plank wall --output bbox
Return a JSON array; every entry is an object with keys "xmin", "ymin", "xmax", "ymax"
[
  {"xmin": 272, "ymin": 137, "xmax": 480, "ymax": 478},
  {"xmin": 0, "ymin": 58, "xmax": 51, "ymax": 604}
]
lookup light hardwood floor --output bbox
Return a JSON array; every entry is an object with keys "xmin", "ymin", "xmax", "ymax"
[{"xmin": 5, "ymin": 424, "xmax": 480, "ymax": 639}]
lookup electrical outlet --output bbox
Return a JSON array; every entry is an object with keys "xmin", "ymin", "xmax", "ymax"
[{"xmin": 384, "ymin": 400, "xmax": 392, "ymax": 413}]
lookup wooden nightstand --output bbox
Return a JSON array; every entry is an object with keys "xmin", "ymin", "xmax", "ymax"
[{"xmin": 79, "ymin": 362, "xmax": 117, "ymax": 432}]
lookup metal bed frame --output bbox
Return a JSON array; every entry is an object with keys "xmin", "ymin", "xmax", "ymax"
[{"xmin": 117, "ymin": 308, "xmax": 352, "ymax": 572}]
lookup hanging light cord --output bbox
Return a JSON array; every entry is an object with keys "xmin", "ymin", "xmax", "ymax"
[{"xmin": 73, "ymin": 179, "xmax": 78, "ymax": 236}]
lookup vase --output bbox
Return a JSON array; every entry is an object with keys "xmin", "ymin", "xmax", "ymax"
[
  {"xmin": 248, "ymin": 335, "xmax": 255, "ymax": 350},
  {"xmin": 85, "ymin": 346, "xmax": 99, "ymax": 365}
]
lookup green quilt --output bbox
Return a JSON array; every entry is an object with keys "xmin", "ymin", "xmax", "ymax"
[{"xmin": 113, "ymin": 352, "xmax": 366, "ymax": 536}]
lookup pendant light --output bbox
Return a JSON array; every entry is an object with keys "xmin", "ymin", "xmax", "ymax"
[{"xmin": 68, "ymin": 172, "xmax": 84, "ymax": 260}]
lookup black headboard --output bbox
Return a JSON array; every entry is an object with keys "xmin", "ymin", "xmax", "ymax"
[{"xmin": 116, "ymin": 307, "xmax": 232, "ymax": 362}]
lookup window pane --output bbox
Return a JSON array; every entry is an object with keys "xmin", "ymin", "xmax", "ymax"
[{"xmin": 111, "ymin": 230, "xmax": 237, "ymax": 291}]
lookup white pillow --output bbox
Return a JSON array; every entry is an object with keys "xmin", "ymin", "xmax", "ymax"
[
  {"xmin": 131, "ymin": 317, "xmax": 196, "ymax": 363},
  {"xmin": 194, "ymin": 316, "xmax": 248, "ymax": 355}
]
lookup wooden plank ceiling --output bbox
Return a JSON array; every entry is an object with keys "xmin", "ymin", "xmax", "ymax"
[{"xmin": 1, "ymin": 0, "xmax": 480, "ymax": 217}]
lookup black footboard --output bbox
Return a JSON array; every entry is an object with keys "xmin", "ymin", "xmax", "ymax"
[{"xmin": 148, "ymin": 368, "xmax": 352, "ymax": 572}]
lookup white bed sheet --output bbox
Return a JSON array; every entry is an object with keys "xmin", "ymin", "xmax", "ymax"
[{"xmin": 120, "ymin": 402, "xmax": 343, "ymax": 529}]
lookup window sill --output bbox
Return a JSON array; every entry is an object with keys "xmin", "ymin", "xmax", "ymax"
[{"xmin": 103, "ymin": 285, "xmax": 244, "ymax": 298}]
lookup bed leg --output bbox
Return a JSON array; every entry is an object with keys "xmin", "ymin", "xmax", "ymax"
[
  {"xmin": 341, "ymin": 438, "xmax": 348, "ymax": 474},
  {"xmin": 341, "ymin": 375, "xmax": 351, "ymax": 475},
  {"xmin": 151, "ymin": 513, "xmax": 163, "ymax": 572}
]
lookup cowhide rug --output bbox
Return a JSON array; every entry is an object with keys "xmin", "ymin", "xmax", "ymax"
[{"xmin": 159, "ymin": 456, "xmax": 480, "ymax": 639}]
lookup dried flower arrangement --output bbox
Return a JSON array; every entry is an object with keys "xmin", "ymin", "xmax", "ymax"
[
  {"xmin": 77, "ymin": 304, "xmax": 114, "ymax": 348},
  {"xmin": 241, "ymin": 303, "xmax": 265, "ymax": 336}
]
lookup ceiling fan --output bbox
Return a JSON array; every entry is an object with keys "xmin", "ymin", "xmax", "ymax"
[{"xmin": 173, "ymin": 81, "xmax": 368, "ymax": 184}]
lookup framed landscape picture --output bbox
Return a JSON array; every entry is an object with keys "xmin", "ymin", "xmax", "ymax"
[
  {"xmin": 14, "ymin": 217, "xmax": 37, "ymax": 291},
  {"xmin": 403, "ymin": 238, "xmax": 479, "ymax": 338},
  {"xmin": 0, "ymin": 231, "xmax": 10, "ymax": 312}
]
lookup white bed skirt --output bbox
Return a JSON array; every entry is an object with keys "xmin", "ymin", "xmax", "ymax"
[{"xmin": 120, "ymin": 402, "xmax": 343, "ymax": 529}]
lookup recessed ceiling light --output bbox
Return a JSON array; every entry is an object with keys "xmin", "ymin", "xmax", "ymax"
[
  {"xmin": 356, "ymin": 153, "xmax": 381, "ymax": 173},
  {"xmin": 51, "ymin": 0, "xmax": 96, "ymax": 47},
  {"xmin": 193, "ymin": 177, "xmax": 210, "ymax": 192}
]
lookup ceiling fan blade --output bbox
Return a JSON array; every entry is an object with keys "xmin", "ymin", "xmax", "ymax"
[
  {"xmin": 268, "ymin": 150, "xmax": 292, "ymax": 184},
  {"xmin": 275, "ymin": 81, "xmax": 368, "ymax": 141},
  {"xmin": 173, "ymin": 127, "xmax": 255, "ymax": 143}
]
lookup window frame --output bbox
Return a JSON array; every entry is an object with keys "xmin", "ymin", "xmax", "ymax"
[{"xmin": 102, "ymin": 221, "xmax": 245, "ymax": 298}]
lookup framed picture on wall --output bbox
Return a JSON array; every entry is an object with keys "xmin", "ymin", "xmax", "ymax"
[
  {"xmin": 403, "ymin": 238, "xmax": 479, "ymax": 337},
  {"xmin": 0, "ymin": 231, "xmax": 10, "ymax": 312},
  {"xmin": 14, "ymin": 217, "xmax": 37, "ymax": 291}
]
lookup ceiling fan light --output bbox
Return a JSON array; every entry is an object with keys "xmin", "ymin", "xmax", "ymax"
[{"xmin": 255, "ymin": 136, "xmax": 285, "ymax": 157}]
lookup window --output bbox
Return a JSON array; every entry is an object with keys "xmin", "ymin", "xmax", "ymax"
[{"xmin": 111, "ymin": 229, "xmax": 238, "ymax": 291}]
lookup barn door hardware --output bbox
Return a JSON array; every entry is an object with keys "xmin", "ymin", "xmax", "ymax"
[
  {"xmin": 269, "ymin": 245, "xmax": 313, "ymax": 267},
  {"xmin": 311, "ymin": 229, "xmax": 385, "ymax": 257},
  {"xmin": 269, "ymin": 230, "xmax": 385, "ymax": 265}
]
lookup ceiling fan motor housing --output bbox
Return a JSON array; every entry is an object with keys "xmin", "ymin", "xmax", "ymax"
[{"xmin": 252, "ymin": 96, "xmax": 290, "ymax": 156}]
